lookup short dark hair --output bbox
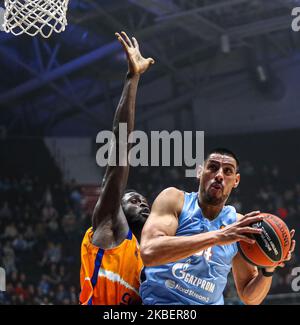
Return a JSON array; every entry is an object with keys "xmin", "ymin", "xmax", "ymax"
[
  {"xmin": 123, "ymin": 189, "xmax": 139, "ymax": 196},
  {"xmin": 205, "ymin": 148, "xmax": 239, "ymax": 170}
]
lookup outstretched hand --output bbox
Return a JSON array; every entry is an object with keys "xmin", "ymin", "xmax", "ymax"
[{"xmin": 115, "ymin": 31, "xmax": 155, "ymax": 75}]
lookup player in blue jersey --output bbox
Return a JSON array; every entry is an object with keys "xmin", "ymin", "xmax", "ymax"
[{"xmin": 140, "ymin": 148, "xmax": 296, "ymax": 305}]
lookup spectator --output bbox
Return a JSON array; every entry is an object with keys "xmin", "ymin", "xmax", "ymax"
[
  {"xmin": 2, "ymin": 242, "xmax": 17, "ymax": 274},
  {"xmin": 0, "ymin": 202, "xmax": 12, "ymax": 220},
  {"xmin": 37, "ymin": 275, "xmax": 51, "ymax": 296}
]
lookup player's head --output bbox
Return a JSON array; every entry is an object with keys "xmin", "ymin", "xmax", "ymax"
[
  {"xmin": 198, "ymin": 148, "xmax": 240, "ymax": 206},
  {"xmin": 121, "ymin": 189, "xmax": 150, "ymax": 231}
]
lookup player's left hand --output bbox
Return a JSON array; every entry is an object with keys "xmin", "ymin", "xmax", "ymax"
[
  {"xmin": 265, "ymin": 229, "xmax": 296, "ymax": 272},
  {"xmin": 115, "ymin": 31, "xmax": 155, "ymax": 75},
  {"xmin": 277, "ymin": 229, "xmax": 296, "ymax": 268}
]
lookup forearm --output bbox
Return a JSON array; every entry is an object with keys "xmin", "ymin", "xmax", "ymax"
[
  {"xmin": 240, "ymin": 270, "xmax": 273, "ymax": 305},
  {"xmin": 105, "ymin": 73, "xmax": 140, "ymax": 179},
  {"xmin": 141, "ymin": 231, "xmax": 220, "ymax": 266},
  {"xmin": 92, "ymin": 73, "xmax": 140, "ymax": 228},
  {"xmin": 113, "ymin": 73, "xmax": 140, "ymax": 137},
  {"xmin": 102, "ymin": 73, "xmax": 140, "ymax": 189}
]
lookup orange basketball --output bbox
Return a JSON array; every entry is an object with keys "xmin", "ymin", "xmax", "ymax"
[{"xmin": 238, "ymin": 213, "xmax": 291, "ymax": 267}]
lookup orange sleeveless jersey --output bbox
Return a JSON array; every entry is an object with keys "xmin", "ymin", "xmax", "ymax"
[{"xmin": 79, "ymin": 227, "xmax": 143, "ymax": 305}]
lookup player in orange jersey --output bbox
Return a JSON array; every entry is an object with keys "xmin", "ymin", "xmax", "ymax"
[{"xmin": 80, "ymin": 31, "xmax": 154, "ymax": 305}]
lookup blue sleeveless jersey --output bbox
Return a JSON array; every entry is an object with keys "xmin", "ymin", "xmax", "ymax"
[{"xmin": 140, "ymin": 192, "xmax": 238, "ymax": 305}]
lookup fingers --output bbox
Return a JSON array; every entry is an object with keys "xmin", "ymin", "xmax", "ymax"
[
  {"xmin": 284, "ymin": 252, "xmax": 292, "ymax": 261},
  {"xmin": 115, "ymin": 32, "xmax": 129, "ymax": 51},
  {"xmin": 147, "ymin": 57, "xmax": 155, "ymax": 65},
  {"xmin": 284, "ymin": 248, "xmax": 293, "ymax": 261},
  {"xmin": 116, "ymin": 32, "xmax": 142, "ymax": 50},
  {"xmin": 290, "ymin": 239, "xmax": 296, "ymax": 253},
  {"xmin": 237, "ymin": 235, "xmax": 255, "ymax": 245},
  {"xmin": 243, "ymin": 211, "xmax": 261, "ymax": 219},
  {"xmin": 239, "ymin": 214, "xmax": 264, "ymax": 227},
  {"xmin": 284, "ymin": 239, "xmax": 296, "ymax": 261},
  {"xmin": 290, "ymin": 229, "xmax": 295, "ymax": 239},
  {"xmin": 283, "ymin": 233, "xmax": 296, "ymax": 261},
  {"xmin": 238, "ymin": 227, "xmax": 263, "ymax": 235},
  {"xmin": 121, "ymin": 31, "xmax": 133, "ymax": 47},
  {"xmin": 115, "ymin": 31, "xmax": 134, "ymax": 50},
  {"xmin": 239, "ymin": 211, "xmax": 261, "ymax": 223},
  {"xmin": 132, "ymin": 37, "xmax": 139, "ymax": 49}
]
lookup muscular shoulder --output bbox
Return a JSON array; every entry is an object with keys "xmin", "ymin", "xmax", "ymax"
[
  {"xmin": 141, "ymin": 188, "xmax": 184, "ymax": 242},
  {"xmin": 236, "ymin": 213, "xmax": 244, "ymax": 221},
  {"xmin": 154, "ymin": 187, "xmax": 184, "ymax": 215},
  {"xmin": 159, "ymin": 187, "xmax": 184, "ymax": 201}
]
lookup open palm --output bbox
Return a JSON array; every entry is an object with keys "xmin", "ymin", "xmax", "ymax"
[{"xmin": 115, "ymin": 31, "xmax": 155, "ymax": 75}]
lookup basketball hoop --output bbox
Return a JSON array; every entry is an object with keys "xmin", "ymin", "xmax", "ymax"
[{"xmin": 2, "ymin": 0, "xmax": 70, "ymax": 38}]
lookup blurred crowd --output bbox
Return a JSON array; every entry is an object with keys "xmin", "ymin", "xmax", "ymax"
[
  {"xmin": 0, "ymin": 159, "xmax": 299, "ymax": 304},
  {"xmin": 0, "ymin": 176, "xmax": 89, "ymax": 305}
]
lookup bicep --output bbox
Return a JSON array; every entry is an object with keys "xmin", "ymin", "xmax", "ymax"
[
  {"xmin": 141, "ymin": 188, "xmax": 183, "ymax": 242},
  {"xmin": 142, "ymin": 210, "xmax": 178, "ymax": 240}
]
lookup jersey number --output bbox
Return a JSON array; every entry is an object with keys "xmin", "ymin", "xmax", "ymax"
[{"xmin": 194, "ymin": 247, "xmax": 212, "ymax": 261}]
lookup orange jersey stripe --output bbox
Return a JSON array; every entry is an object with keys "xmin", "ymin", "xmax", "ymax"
[{"xmin": 80, "ymin": 227, "xmax": 143, "ymax": 305}]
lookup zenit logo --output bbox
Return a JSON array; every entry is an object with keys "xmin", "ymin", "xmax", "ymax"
[{"xmin": 291, "ymin": 7, "xmax": 300, "ymax": 32}]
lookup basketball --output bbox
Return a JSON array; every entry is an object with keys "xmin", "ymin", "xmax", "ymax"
[{"xmin": 238, "ymin": 213, "xmax": 291, "ymax": 268}]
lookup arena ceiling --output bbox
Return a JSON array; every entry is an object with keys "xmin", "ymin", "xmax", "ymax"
[{"xmin": 0, "ymin": 0, "xmax": 299, "ymax": 135}]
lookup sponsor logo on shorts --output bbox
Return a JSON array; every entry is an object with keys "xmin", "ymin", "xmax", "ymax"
[
  {"xmin": 165, "ymin": 279, "xmax": 176, "ymax": 289},
  {"xmin": 174, "ymin": 283, "xmax": 210, "ymax": 303},
  {"xmin": 164, "ymin": 276, "xmax": 210, "ymax": 303}
]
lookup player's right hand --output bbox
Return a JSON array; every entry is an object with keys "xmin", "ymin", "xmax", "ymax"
[
  {"xmin": 217, "ymin": 211, "xmax": 264, "ymax": 245},
  {"xmin": 115, "ymin": 31, "xmax": 155, "ymax": 75}
]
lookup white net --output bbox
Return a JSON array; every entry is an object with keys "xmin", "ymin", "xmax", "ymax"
[{"xmin": 3, "ymin": 0, "xmax": 69, "ymax": 38}]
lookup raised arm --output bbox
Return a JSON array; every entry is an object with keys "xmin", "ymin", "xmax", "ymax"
[
  {"xmin": 92, "ymin": 32, "xmax": 154, "ymax": 230},
  {"xmin": 141, "ymin": 190, "xmax": 265, "ymax": 267}
]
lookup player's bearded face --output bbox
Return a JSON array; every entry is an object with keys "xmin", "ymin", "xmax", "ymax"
[
  {"xmin": 199, "ymin": 154, "xmax": 239, "ymax": 206},
  {"xmin": 122, "ymin": 192, "xmax": 150, "ymax": 226}
]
